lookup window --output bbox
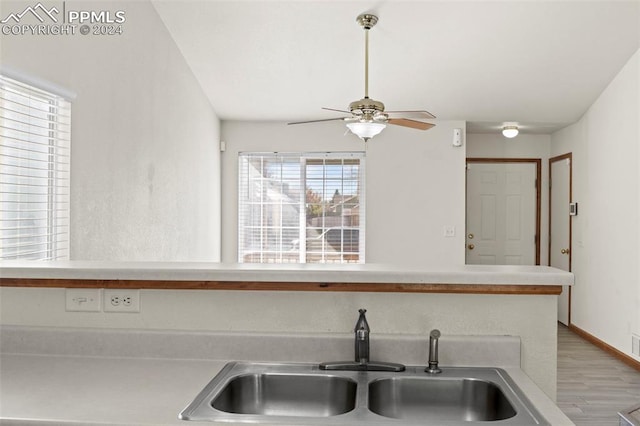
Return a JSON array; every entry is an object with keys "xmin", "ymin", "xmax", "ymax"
[
  {"xmin": 0, "ymin": 76, "xmax": 71, "ymax": 260},
  {"xmin": 238, "ymin": 152, "xmax": 365, "ymax": 264}
]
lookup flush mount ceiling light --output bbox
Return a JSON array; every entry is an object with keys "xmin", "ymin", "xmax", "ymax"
[
  {"xmin": 288, "ymin": 13, "xmax": 435, "ymax": 143},
  {"xmin": 502, "ymin": 125, "xmax": 519, "ymax": 138}
]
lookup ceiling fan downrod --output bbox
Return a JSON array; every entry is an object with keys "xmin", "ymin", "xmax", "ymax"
[
  {"xmin": 356, "ymin": 14, "xmax": 378, "ymax": 99},
  {"xmin": 349, "ymin": 14, "xmax": 385, "ymax": 118}
]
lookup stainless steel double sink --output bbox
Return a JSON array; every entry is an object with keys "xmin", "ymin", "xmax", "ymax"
[{"xmin": 179, "ymin": 362, "xmax": 549, "ymax": 425}]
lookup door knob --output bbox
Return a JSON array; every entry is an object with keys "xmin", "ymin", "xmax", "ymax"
[
  {"xmin": 468, "ymin": 244, "xmax": 475, "ymax": 250},
  {"xmin": 561, "ymin": 248, "xmax": 570, "ymax": 254}
]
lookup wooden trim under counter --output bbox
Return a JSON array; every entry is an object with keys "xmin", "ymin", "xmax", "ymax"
[{"xmin": 0, "ymin": 278, "xmax": 562, "ymax": 295}]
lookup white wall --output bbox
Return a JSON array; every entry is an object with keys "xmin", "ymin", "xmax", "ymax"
[
  {"xmin": 220, "ymin": 120, "xmax": 467, "ymax": 266},
  {"xmin": 466, "ymin": 133, "xmax": 552, "ymax": 265},
  {"xmin": 551, "ymin": 48, "xmax": 640, "ymax": 360},
  {"xmin": 0, "ymin": 0, "xmax": 221, "ymax": 261}
]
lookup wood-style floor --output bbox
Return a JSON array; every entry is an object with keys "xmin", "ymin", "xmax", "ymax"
[{"xmin": 557, "ymin": 323, "xmax": 640, "ymax": 425}]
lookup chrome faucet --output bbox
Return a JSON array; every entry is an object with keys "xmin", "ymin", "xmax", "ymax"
[
  {"xmin": 354, "ymin": 309, "xmax": 370, "ymax": 364},
  {"xmin": 319, "ymin": 309, "xmax": 405, "ymax": 372},
  {"xmin": 425, "ymin": 329, "xmax": 442, "ymax": 374}
]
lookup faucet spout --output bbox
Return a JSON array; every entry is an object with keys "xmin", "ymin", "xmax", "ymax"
[
  {"xmin": 354, "ymin": 309, "xmax": 370, "ymax": 364},
  {"xmin": 426, "ymin": 329, "xmax": 442, "ymax": 374},
  {"xmin": 319, "ymin": 308, "xmax": 404, "ymax": 372}
]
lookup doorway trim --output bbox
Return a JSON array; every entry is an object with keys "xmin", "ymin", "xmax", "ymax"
[
  {"xmin": 466, "ymin": 158, "xmax": 542, "ymax": 265},
  {"xmin": 549, "ymin": 152, "xmax": 573, "ymax": 324}
]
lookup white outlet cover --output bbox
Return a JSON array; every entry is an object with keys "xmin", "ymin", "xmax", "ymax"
[
  {"xmin": 103, "ymin": 289, "xmax": 140, "ymax": 313},
  {"xmin": 633, "ymin": 334, "xmax": 640, "ymax": 356},
  {"xmin": 443, "ymin": 226, "xmax": 456, "ymax": 237},
  {"xmin": 452, "ymin": 128, "xmax": 463, "ymax": 147},
  {"xmin": 65, "ymin": 289, "xmax": 101, "ymax": 312}
]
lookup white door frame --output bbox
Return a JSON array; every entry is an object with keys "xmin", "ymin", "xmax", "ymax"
[
  {"xmin": 466, "ymin": 158, "xmax": 542, "ymax": 265},
  {"xmin": 549, "ymin": 153, "xmax": 573, "ymax": 324}
]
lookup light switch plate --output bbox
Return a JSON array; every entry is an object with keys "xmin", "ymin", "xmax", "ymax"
[{"xmin": 65, "ymin": 289, "xmax": 101, "ymax": 312}]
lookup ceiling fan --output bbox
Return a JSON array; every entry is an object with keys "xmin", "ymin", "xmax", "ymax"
[{"xmin": 288, "ymin": 13, "xmax": 436, "ymax": 142}]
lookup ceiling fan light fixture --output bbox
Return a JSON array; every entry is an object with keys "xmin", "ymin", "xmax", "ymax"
[
  {"xmin": 286, "ymin": 13, "xmax": 436, "ymax": 137},
  {"xmin": 346, "ymin": 121, "xmax": 386, "ymax": 142},
  {"xmin": 502, "ymin": 125, "xmax": 519, "ymax": 138}
]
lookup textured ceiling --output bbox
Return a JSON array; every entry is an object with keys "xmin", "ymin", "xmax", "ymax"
[{"xmin": 152, "ymin": 1, "xmax": 640, "ymax": 135}]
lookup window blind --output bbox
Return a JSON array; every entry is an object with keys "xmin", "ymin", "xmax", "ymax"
[
  {"xmin": 0, "ymin": 75, "xmax": 71, "ymax": 260},
  {"xmin": 238, "ymin": 152, "xmax": 365, "ymax": 264}
]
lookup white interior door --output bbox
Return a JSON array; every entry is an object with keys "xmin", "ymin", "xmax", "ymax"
[
  {"xmin": 550, "ymin": 155, "xmax": 571, "ymax": 325},
  {"xmin": 466, "ymin": 162, "xmax": 537, "ymax": 265}
]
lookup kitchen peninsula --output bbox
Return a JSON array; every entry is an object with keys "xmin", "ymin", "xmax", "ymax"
[
  {"xmin": 1, "ymin": 262, "xmax": 573, "ymax": 422},
  {"xmin": 0, "ymin": 261, "xmax": 571, "ymax": 292}
]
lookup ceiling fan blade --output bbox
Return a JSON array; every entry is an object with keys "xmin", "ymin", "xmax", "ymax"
[
  {"xmin": 388, "ymin": 118, "xmax": 435, "ymax": 131},
  {"xmin": 386, "ymin": 110, "xmax": 436, "ymax": 119},
  {"xmin": 288, "ymin": 117, "xmax": 348, "ymax": 125},
  {"xmin": 322, "ymin": 107, "xmax": 352, "ymax": 114}
]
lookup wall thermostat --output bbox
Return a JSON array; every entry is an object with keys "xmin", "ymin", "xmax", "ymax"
[
  {"xmin": 453, "ymin": 128, "xmax": 463, "ymax": 147},
  {"xmin": 569, "ymin": 202, "xmax": 578, "ymax": 216}
]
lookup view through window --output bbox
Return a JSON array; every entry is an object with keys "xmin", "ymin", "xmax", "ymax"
[
  {"xmin": 0, "ymin": 76, "xmax": 71, "ymax": 260},
  {"xmin": 238, "ymin": 152, "xmax": 365, "ymax": 263}
]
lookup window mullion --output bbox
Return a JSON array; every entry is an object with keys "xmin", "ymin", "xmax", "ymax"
[
  {"xmin": 260, "ymin": 156, "xmax": 265, "ymax": 263},
  {"xmin": 321, "ymin": 158, "xmax": 326, "ymax": 263},
  {"xmin": 278, "ymin": 160, "xmax": 283, "ymax": 263},
  {"xmin": 340, "ymin": 158, "xmax": 345, "ymax": 262},
  {"xmin": 359, "ymin": 157, "xmax": 365, "ymax": 263},
  {"xmin": 47, "ymin": 102, "xmax": 55, "ymax": 259},
  {"xmin": 299, "ymin": 156, "xmax": 306, "ymax": 263}
]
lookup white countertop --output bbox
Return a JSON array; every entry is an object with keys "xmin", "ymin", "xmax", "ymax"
[
  {"xmin": 0, "ymin": 353, "xmax": 224, "ymax": 426},
  {"xmin": 0, "ymin": 261, "xmax": 574, "ymax": 286},
  {"xmin": 0, "ymin": 353, "xmax": 573, "ymax": 426},
  {"xmin": 0, "ymin": 326, "xmax": 574, "ymax": 426}
]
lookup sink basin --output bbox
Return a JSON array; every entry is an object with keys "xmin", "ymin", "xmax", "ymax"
[
  {"xmin": 212, "ymin": 373, "xmax": 357, "ymax": 416},
  {"xmin": 368, "ymin": 377, "xmax": 516, "ymax": 421},
  {"xmin": 179, "ymin": 362, "xmax": 360, "ymax": 423},
  {"xmin": 180, "ymin": 363, "xmax": 549, "ymax": 425}
]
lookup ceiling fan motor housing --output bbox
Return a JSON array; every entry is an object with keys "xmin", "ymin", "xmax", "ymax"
[{"xmin": 349, "ymin": 97, "xmax": 386, "ymax": 118}]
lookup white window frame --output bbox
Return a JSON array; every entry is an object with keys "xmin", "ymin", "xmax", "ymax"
[
  {"xmin": 238, "ymin": 152, "xmax": 365, "ymax": 264},
  {"xmin": 0, "ymin": 75, "xmax": 71, "ymax": 260}
]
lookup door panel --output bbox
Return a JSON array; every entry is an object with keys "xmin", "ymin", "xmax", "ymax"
[{"xmin": 466, "ymin": 161, "xmax": 538, "ymax": 265}]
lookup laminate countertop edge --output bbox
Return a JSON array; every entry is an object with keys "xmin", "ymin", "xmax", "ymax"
[{"xmin": 0, "ymin": 262, "xmax": 574, "ymax": 292}]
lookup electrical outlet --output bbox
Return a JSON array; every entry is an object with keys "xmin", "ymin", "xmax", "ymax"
[
  {"xmin": 66, "ymin": 289, "xmax": 101, "ymax": 312},
  {"xmin": 633, "ymin": 334, "xmax": 640, "ymax": 357},
  {"xmin": 103, "ymin": 289, "xmax": 140, "ymax": 313}
]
